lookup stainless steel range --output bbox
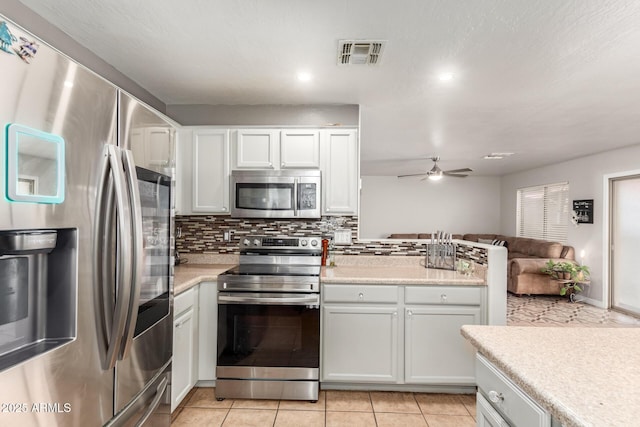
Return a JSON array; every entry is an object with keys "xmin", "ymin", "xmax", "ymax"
[{"xmin": 216, "ymin": 235, "xmax": 322, "ymax": 401}]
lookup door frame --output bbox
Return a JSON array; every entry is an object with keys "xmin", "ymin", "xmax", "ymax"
[{"xmin": 602, "ymin": 168, "xmax": 640, "ymax": 309}]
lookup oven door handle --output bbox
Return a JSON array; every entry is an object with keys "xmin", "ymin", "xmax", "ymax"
[{"xmin": 218, "ymin": 294, "xmax": 319, "ymax": 306}]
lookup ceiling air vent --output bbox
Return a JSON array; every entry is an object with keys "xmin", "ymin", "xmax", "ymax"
[{"xmin": 338, "ymin": 40, "xmax": 386, "ymax": 65}]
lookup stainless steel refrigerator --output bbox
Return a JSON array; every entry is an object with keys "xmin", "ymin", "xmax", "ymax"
[{"xmin": 0, "ymin": 15, "xmax": 175, "ymax": 427}]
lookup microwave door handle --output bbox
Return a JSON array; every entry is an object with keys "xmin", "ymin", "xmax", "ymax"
[
  {"xmin": 119, "ymin": 149, "xmax": 144, "ymax": 360},
  {"xmin": 293, "ymin": 178, "xmax": 299, "ymax": 216}
]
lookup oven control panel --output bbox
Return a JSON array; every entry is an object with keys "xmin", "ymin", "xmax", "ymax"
[{"xmin": 240, "ymin": 235, "xmax": 321, "ymax": 251}]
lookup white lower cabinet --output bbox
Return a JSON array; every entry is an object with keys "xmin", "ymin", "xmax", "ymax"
[
  {"xmin": 321, "ymin": 284, "xmax": 485, "ymax": 387},
  {"xmin": 405, "ymin": 306, "xmax": 481, "ymax": 384},
  {"xmin": 476, "ymin": 354, "xmax": 551, "ymax": 427},
  {"xmin": 171, "ymin": 287, "xmax": 199, "ymax": 412},
  {"xmin": 322, "ymin": 305, "xmax": 399, "ymax": 382}
]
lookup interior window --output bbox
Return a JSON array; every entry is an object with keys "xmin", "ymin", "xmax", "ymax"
[{"xmin": 516, "ymin": 182, "xmax": 569, "ymax": 242}]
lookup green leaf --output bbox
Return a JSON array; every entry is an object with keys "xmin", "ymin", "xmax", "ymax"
[
  {"xmin": 574, "ymin": 285, "xmax": 582, "ymax": 292},
  {"xmin": 560, "ymin": 288, "xmax": 567, "ymax": 296}
]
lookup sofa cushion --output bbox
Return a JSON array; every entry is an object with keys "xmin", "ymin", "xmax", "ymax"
[
  {"xmin": 527, "ymin": 241, "xmax": 563, "ymax": 258},
  {"xmin": 511, "ymin": 238, "xmax": 535, "ymax": 253},
  {"xmin": 463, "ymin": 234, "xmax": 497, "ymax": 242}
]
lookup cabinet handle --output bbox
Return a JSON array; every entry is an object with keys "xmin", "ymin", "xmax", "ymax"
[
  {"xmin": 281, "ymin": 162, "xmax": 285, "ymax": 168},
  {"xmin": 440, "ymin": 294, "xmax": 448, "ymax": 303},
  {"xmin": 393, "ymin": 311, "xmax": 398, "ymax": 318},
  {"xmin": 222, "ymin": 207, "xmax": 227, "ymax": 211},
  {"xmin": 407, "ymin": 310, "xmax": 413, "ymax": 318},
  {"xmin": 488, "ymin": 390, "xmax": 504, "ymax": 403},
  {"xmin": 358, "ymin": 292, "xmax": 364, "ymax": 300}
]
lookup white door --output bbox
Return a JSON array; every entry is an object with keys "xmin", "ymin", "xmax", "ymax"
[{"xmin": 610, "ymin": 175, "xmax": 640, "ymax": 316}]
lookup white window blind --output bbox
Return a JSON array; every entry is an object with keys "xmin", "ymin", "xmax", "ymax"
[{"xmin": 516, "ymin": 182, "xmax": 569, "ymax": 243}]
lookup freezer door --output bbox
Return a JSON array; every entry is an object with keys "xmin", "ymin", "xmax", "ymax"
[
  {"xmin": 0, "ymin": 16, "xmax": 117, "ymax": 427},
  {"xmin": 107, "ymin": 362, "xmax": 171, "ymax": 427},
  {"xmin": 115, "ymin": 313, "xmax": 172, "ymax": 413}
]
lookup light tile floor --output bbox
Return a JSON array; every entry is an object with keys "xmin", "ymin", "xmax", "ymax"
[
  {"xmin": 172, "ymin": 388, "xmax": 476, "ymax": 427},
  {"xmin": 172, "ymin": 295, "xmax": 640, "ymax": 426}
]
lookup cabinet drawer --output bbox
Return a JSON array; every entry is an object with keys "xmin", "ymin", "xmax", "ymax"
[
  {"xmin": 405, "ymin": 286, "xmax": 482, "ymax": 305},
  {"xmin": 323, "ymin": 284, "xmax": 398, "ymax": 303},
  {"xmin": 476, "ymin": 354, "xmax": 550, "ymax": 427},
  {"xmin": 174, "ymin": 287, "xmax": 196, "ymax": 316}
]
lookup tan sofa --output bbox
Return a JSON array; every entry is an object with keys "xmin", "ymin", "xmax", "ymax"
[
  {"xmin": 462, "ymin": 234, "xmax": 575, "ymax": 296},
  {"xmin": 386, "ymin": 232, "xmax": 575, "ymax": 295}
]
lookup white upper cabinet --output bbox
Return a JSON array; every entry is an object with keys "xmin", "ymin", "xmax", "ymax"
[
  {"xmin": 232, "ymin": 129, "xmax": 279, "ymax": 169},
  {"xmin": 192, "ymin": 129, "xmax": 230, "ymax": 213},
  {"xmin": 280, "ymin": 130, "xmax": 320, "ymax": 169},
  {"xmin": 320, "ymin": 129, "xmax": 358, "ymax": 215},
  {"xmin": 177, "ymin": 126, "xmax": 358, "ymax": 215}
]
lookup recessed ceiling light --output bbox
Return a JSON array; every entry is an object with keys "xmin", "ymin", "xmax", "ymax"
[
  {"xmin": 484, "ymin": 152, "xmax": 515, "ymax": 160},
  {"xmin": 438, "ymin": 72, "xmax": 454, "ymax": 82},
  {"xmin": 297, "ymin": 72, "xmax": 312, "ymax": 82}
]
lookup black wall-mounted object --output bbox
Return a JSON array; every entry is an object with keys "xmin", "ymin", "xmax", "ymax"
[{"xmin": 573, "ymin": 199, "xmax": 594, "ymax": 224}]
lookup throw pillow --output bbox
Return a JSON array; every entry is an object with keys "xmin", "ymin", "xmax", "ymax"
[
  {"xmin": 491, "ymin": 239, "xmax": 508, "ymax": 248},
  {"xmin": 478, "ymin": 238, "xmax": 493, "ymax": 244}
]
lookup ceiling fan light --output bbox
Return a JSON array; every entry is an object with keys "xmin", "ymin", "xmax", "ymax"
[{"xmin": 428, "ymin": 171, "xmax": 443, "ymax": 181}]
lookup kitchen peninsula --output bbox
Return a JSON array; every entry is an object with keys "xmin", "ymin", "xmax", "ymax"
[
  {"xmin": 171, "ymin": 252, "xmax": 504, "ymax": 404},
  {"xmin": 462, "ymin": 325, "xmax": 640, "ymax": 427}
]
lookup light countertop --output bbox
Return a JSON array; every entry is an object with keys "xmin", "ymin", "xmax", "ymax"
[
  {"xmin": 461, "ymin": 325, "xmax": 640, "ymax": 427},
  {"xmin": 321, "ymin": 264, "xmax": 485, "ymax": 285},
  {"xmin": 174, "ymin": 264, "xmax": 235, "ymax": 295},
  {"xmin": 174, "ymin": 262, "xmax": 485, "ymax": 295}
]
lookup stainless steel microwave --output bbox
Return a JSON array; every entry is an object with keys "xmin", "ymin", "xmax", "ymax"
[{"xmin": 231, "ymin": 170, "xmax": 321, "ymax": 218}]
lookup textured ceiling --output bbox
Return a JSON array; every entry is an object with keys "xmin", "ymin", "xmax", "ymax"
[{"xmin": 17, "ymin": 0, "xmax": 640, "ymax": 176}]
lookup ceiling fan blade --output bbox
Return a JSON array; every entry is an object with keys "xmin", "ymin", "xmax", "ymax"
[
  {"xmin": 398, "ymin": 173, "xmax": 429, "ymax": 178},
  {"xmin": 443, "ymin": 168, "xmax": 473, "ymax": 174},
  {"xmin": 443, "ymin": 172, "xmax": 469, "ymax": 178}
]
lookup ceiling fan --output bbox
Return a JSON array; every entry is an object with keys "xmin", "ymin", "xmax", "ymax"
[{"xmin": 397, "ymin": 156, "xmax": 472, "ymax": 181}]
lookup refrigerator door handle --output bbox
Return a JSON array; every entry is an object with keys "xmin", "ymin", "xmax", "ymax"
[
  {"xmin": 119, "ymin": 149, "xmax": 143, "ymax": 360},
  {"xmin": 95, "ymin": 145, "xmax": 134, "ymax": 370},
  {"xmin": 133, "ymin": 376, "xmax": 168, "ymax": 427}
]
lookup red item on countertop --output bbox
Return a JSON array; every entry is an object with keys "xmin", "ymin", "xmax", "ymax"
[{"xmin": 321, "ymin": 239, "xmax": 329, "ymax": 266}]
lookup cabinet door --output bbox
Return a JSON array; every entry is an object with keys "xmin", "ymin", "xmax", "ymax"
[
  {"xmin": 198, "ymin": 283, "xmax": 218, "ymax": 382},
  {"xmin": 233, "ymin": 129, "xmax": 278, "ymax": 169},
  {"xmin": 280, "ymin": 130, "xmax": 320, "ymax": 168},
  {"xmin": 404, "ymin": 306, "xmax": 480, "ymax": 385},
  {"xmin": 171, "ymin": 308, "xmax": 195, "ymax": 411},
  {"xmin": 322, "ymin": 305, "xmax": 398, "ymax": 383},
  {"xmin": 192, "ymin": 129, "xmax": 230, "ymax": 213},
  {"xmin": 320, "ymin": 129, "xmax": 358, "ymax": 215}
]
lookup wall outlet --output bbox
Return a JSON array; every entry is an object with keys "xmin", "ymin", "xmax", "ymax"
[{"xmin": 333, "ymin": 229, "xmax": 352, "ymax": 245}]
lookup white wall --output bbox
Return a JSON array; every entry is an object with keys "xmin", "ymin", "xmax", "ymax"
[
  {"xmin": 359, "ymin": 176, "xmax": 502, "ymax": 239},
  {"xmin": 500, "ymin": 143, "xmax": 640, "ymax": 306},
  {"xmin": 166, "ymin": 104, "xmax": 359, "ymax": 127}
]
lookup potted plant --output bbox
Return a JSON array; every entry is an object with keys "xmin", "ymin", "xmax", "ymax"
[{"xmin": 541, "ymin": 260, "xmax": 590, "ymax": 297}]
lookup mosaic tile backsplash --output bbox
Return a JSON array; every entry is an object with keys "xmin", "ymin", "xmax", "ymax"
[{"xmin": 175, "ymin": 215, "xmax": 487, "ymax": 265}]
